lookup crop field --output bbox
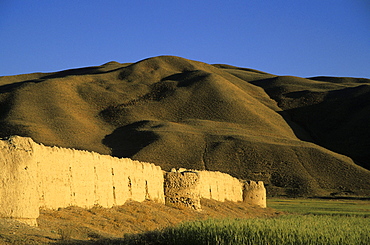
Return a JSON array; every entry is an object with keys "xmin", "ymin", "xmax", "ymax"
[
  {"xmin": 117, "ymin": 198, "xmax": 370, "ymax": 245},
  {"xmin": 267, "ymin": 197, "xmax": 370, "ymax": 216}
]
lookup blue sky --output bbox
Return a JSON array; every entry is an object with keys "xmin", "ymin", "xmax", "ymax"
[{"xmin": 1, "ymin": 0, "xmax": 369, "ymax": 78}]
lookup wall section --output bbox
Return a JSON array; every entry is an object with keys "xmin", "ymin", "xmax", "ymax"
[
  {"xmin": 0, "ymin": 137, "xmax": 39, "ymax": 226},
  {"xmin": 0, "ymin": 136, "xmax": 165, "ymax": 226},
  {"xmin": 191, "ymin": 170, "xmax": 243, "ymax": 202},
  {"xmin": 0, "ymin": 136, "xmax": 266, "ymax": 226},
  {"xmin": 33, "ymin": 141, "xmax": 165, "ymax": 209}
]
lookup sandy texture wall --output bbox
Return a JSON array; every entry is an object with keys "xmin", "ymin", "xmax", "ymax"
[
  {"xmin": 197, "ymin": 170, "xmax": 244, "ymax": 202},
  {"xmin": 168, "ymin": 169, "xmax": 266, "ymax": 207},
  {"xmin": 0, "ymin": 137, "xmax": 39, "ymax": 226},
  {"xmin": 0, "ymin": 136, "xmax": 266, "ymax": 226},
  {"xmin": 170, "ymin": 169, "xmax": 244, "ymax": 203},
  {"xmin": 0, "ymin": 136, "xmax": 164, "ymax": 226},
  {"xmin": 34, "ymin": 143, "xmax": 165, "ymax": 209},
  {"xmin": 164, "ymin": 171, "xmax": 201, "ymax": 210},
  {"xmin": 243, "ymin": 181, "xmax": 266, "ymax": 208}
]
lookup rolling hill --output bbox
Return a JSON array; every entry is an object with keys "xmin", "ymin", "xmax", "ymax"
[{"xmin": 0, "ymin": 56, "xmax": 369, "ymax": 196}]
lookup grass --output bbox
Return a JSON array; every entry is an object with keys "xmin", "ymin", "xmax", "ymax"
[
  {"xmin": 267, "ymin": 197, "xmax": 370, "ymax": 216},
  {"xmin": 121, "ymin": 215, "xmax": 370, "ymax": 245},
  {"xmin": 116, "ymin": 198, "xmax": 370, "ymax": 245}
]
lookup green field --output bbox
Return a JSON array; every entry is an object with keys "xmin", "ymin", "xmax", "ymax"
[
  {"xmin": 268, "ymin": 198, "xmax": 370, "ymax": 216},
  {"xmin": 120, "ymin": 215, "xmax": 370, "ymax": 245},
  {"xmin": 117, "ymin": 198, "xmax": 370, "ymax": 245}
]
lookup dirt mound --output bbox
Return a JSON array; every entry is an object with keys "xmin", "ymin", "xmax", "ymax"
[{"xmin": 0, "ymin": 56, "xmax": 369, "ymax": 196}]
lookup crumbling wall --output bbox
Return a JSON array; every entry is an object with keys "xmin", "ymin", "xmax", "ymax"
[
  {"xmin": 0, "ymin": 136, "xmax": 164, "ymax": 226},
  {"xmin": 166, "ymin": 169, "xmax": 266, "ymax": 208},
  {"xmin": 164, "ymin": 170, "xmax": 201, "ymax": 210},
  {"xmin": 242, "ymin": 180, "xmax": 267, "ymax": 208},
  {"xmin": 0, "ymin": 136, "xmax": 267, "ymax": 226},
  {"xmin": 166, "ymin": 169, "xmax": 244, "ymax": 206}
]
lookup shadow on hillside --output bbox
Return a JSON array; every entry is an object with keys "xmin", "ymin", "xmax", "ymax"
[
  {"xmin": 102, "ymin": 121, "xmax": 159, "ymax": 158},
  {"xmin": 161, "ymin": 70, "xmax": 212, "ymax": 87},
  {"xmin": 0, "ymin": 65, "xmax": 125, "ymax": 94},
  {"xmin": 277, "ymin": 111, "xmax": 316, "ymax": 143},
  {"xmin": 247, "ymin": 77, "xmax": 317, "ymax": 143},
  {"xmin": 38, "ymin": 65, "xmax": 125, "ymax": 80},
  {"xmin": 282, "ymin": 86, "xmax": 370, "ymax": 170},
  {"xmin": 0, "ymin": 79, "xmax": 44, "ymax": 94},
  {"xmin": 251, "ymin": 76, "xmax": 370, "ymax": 170}
]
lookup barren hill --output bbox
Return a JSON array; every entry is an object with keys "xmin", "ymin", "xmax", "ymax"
[{"xmin": 0, "ymin": 56, "xmax": 369, "ymax": 196}]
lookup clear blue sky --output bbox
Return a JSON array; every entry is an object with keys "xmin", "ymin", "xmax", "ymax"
[{"xmin": 1, "ymin": 0, "xmax": 369, "ymax": 78}]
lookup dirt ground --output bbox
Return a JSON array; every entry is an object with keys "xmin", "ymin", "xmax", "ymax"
[{"xmin": 0, "ymin": 199, "xmax": 282, "ymax": 244}]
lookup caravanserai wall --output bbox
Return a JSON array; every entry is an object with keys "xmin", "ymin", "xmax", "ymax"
[
  {"xmin": 197, "ymin": 170, "xmax": 243, "ymax": 202},
  {"xmin": 0, "ymin": 136, "xmax": 266, "ymax": 226},
  {"xmin": 164, "ymin": 169, "xmax": 244, "ymax": 209},
  {"xmin": 0, "ymin": 136, "xmax": 164, "ymax": 225},
  {"xmin": 34, "ymin": 144, "xmax": 164, "ymax": 209},
  {"xmin": 0, "ymin": 136, "xmax": 39, "ymax": 226}
]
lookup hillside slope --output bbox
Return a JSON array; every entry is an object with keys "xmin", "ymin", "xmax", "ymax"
[
  {"xmin": 0, "ymin": 56, "xmax": 369, "ymax": 196},
  {"xmin": 244, "ymin": 75, "xmax": 370, "ymax": 170}
]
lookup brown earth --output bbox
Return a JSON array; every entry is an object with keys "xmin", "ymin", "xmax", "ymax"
[
  {"xmin": 0, "ymin": 199, "xmax": 281, "ymax": 244},
  {"xmin": 0, "ymin": 56, "xmax": 369, "ymax": 196}
]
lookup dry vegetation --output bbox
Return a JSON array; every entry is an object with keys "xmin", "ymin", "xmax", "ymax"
[{"xmin": 0, "ymin": 199, "xmax": 281, "ymax": 244}]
